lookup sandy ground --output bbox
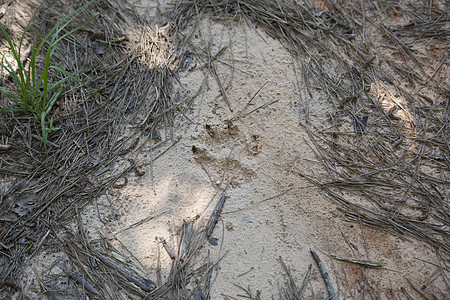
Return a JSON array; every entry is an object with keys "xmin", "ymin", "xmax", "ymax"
[
  {"xmin": 5, "ymin": 0, "xmax": 447, "ymax": 299},
  {"xmin": 71, "ymin": 1, "xmax": 446, "ymax": 298}
]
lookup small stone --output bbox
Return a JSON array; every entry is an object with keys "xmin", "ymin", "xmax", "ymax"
[
  {"xmin": 226, "ymin": 222, "xmax": 234, "ymax": 231},
  {"xmin": 151, "ymin": 131, "xmax": 161, "ymax": 141},
  {"xmin": 208, "ymin": 237, "xmax": 218, "ymax": 246}
]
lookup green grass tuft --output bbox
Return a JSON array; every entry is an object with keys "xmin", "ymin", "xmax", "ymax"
[{"xmin": 0, "ymin": 0, "xmax": 100, "ymax": 151}]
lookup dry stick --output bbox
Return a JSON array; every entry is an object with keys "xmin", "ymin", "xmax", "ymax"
[
  {"xmin": 293, "ymin": 61, "xmax": 308, "ymax": 122},
  {"xmin": 401, "ymin": 287, "xmax": 415, "ymax": 300},
  {"xmin": 418, "ymin": 53, "xmax": 448, "ymax": 94},
  {"xmin": 278, "ymin": 257, "xmax": 305, "ymax": 298},
  {"xmin": 310, "ymin": 249, "xmax": 336, "ymax": 300},
  {"xmin": 100, "ymin": 230, "xmax": 147, "ymax": 274},
  {"xmin": 65, "ymin": 269, "xmax": 106, "ymax": 299},
  {"xmin": 201, "ymin": 43, "xmax": 233, "ymax": 112},
  {"xmin": 231, "ymin": 80, "xmax": 268, "ymax": 121},
  {"xmin": 141, "ymin": 137, "xmax": 181, "ymax": 195},
  {"xmin": 156, "ymin": 239, "xmax": 162, "ymax": 287},
  {"xmin": 222, "ymin": 188, "xmax": 293, "ymax": 215},
  {"xmin": 197, "ymin": 160, "xmax": 217, "ymax": 188},
  {"xmin": 236, "ymin": 267, "xmax": 254, "ymax": 278},
  {"xmin": 421, "ymin": 267, "xmax": 442, "ymax": 292},
  {"xmin": 35, "ymin": 104, "xmax": 140, "ymax": 220},
  {"xmin": 216, "ymin": 58, "xmax": 254, "ymax": 76},
  {"xmin": 339, "ymin": 226, "xmax": 382, "ymax": 296},
  {"xmin": 199, "ymin": 45, "xmax": 228, "ymax": 69},
  {"xmin": 299, "ymin": 264, "xmax": 312, "ymax": 298},
  {"xmin": 160, "ymin": 237, "xmax": 176, "ymax": 260},
  {"xmin": 211, "ymin": 65, "xmax": 233, "ymax": 112},
  {"xmin": 406, "ymin": 277, "xmax": 429, "ymax": 300},
  {"xmin": 234, "ymin": 283, "xmax": 259, "ymax": 299},
  {"xmin": 204, "ymin": 263, "xmax": 214, "ymax": 299},
  {"xmin": 115, "ymin": 210, "xmax": 169, "ymax": 234},
  {"xmin": 330, "ymin": 254, "xmax": 384, "ymax": 269},
  {"xmin": 95, "ymin": 252, "xmax": 156, "ymax": 292},
  {"xmin": 152, "ymin": 138, "xmax": 181, "ymax": 162},
  {"xmin": 58, "ymin": 237, "xmax": 103, "ymax": 296},
  {"xmin": 232, "ymin": 99, "xmax": 279, "ymax": 122},
  {"xmin": 28, "ymin": 230, "xmax": 51, "ymax": 260},
  {"xmin": 206, "ymin": 195, "xmax": 227, "ymax": 237}
]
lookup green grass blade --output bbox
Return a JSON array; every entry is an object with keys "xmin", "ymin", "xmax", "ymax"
[
  {"xmin": 35, "ymin": 1, "xmax": 95, "ymax": 53},
  {"xmin": 0, "ymin": 58, "xmax": 33, "ymax": 109},
  {"xmin": 54, "ymin": 8, "xmax": 106, "ymax": 46},
  {"xmin": 43, "ymin": 90, "xmax": 62, "ymax": 115},
  {"xmin": 0, "ymin": 59, "xmax": 21, "ymax": 87},
  {"xmin": 0, "ymin": 87, "xmax": 21, "ymax": 103},
  {"xmin": 17, "ymin": 0, "xmax": 46, "ymax": 53},
  {"xmin": 40, "ymin": 112, "xmax": 48, "ymax": 151},
  {"xmin": 0, "ymin": 24, "xmax": 28, "ymax": 87}
]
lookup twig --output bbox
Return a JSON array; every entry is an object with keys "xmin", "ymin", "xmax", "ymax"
[
  {"xmin": 231, "ymin": 99, "xmax": 279, "ymax": 122},
  {"xmin": 115, "ymin": 209, "xmax": 169, "ymax": 234},
  {"xmin": 231, "ymin": 81, "xmax": 268, "ymax": 120},
  {"xmin": 406, "ymin": 277, "xmax": 429, "ymax": 300},
  {"xmin": 330, "ymin": 254, "xmax": 384, "ymax": 268},
  {"xmin": 156, "ymin": 238, "xmax": 162, "ymax": 286},
  {"xmin": 95, "ymin": 252, "xmax": 156, "ymax": 292},
  {"xmin": 206, "ymin": 195, "xmax": 227, "ymax": 237},
  {"xmin": 310, "ymin": 249, "xmax": 336, "ymax": 300},
  {"xmin": 160, "ymin": 237, "xmax": 176, "ymax": 260},
  {"xmin": 66, "ymin": 270, "xmax": 106, "ymax": 299}
]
